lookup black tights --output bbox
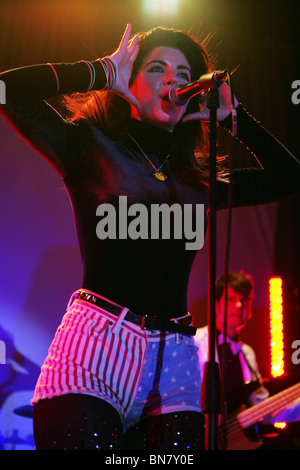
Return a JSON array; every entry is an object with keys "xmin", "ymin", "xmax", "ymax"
[{"xmin": 33, "ymin": 394, "xmax": 205, "ymax": 450}]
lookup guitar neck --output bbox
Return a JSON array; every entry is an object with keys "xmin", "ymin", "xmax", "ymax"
[{"xmin": 237, "ymin": 382, "xmax": 300, "ymax": 429}]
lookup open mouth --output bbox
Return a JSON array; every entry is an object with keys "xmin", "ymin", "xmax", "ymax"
[{"xmin": 161, "ymin": 93, "xmax": 170, "ymax": 102}]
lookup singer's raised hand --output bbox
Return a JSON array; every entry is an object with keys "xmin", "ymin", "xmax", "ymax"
[
  {"xmin": 109, "ymin": 24, "xmax": 142, "ymax": 111},
  {"xmin": 182, "ymin": 82, "xmax": 238, "ymax": 123}
]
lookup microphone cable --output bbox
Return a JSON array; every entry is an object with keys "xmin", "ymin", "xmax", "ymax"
[{"xmin": 220, "ymin": 71, "xmax": 237, "ymax": 450}]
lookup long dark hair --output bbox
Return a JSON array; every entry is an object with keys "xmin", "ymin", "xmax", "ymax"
[{"xmin": 64, "ymin": 27, "xmax": 226, "ymax": 187}]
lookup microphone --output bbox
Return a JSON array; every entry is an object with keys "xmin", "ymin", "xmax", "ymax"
[{"xmin": 168, "ymin": 71, "xmax": 228, "ymax": 106}]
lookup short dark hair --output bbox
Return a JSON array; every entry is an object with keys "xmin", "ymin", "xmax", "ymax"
[{"xmin": 216, "ymin": 271, "xmax": 254, "ymax": 301}]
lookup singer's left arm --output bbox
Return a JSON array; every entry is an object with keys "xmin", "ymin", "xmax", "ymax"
[{"xmin": 215, "ymin": 104, "xmax": 300, "ymax": 208}]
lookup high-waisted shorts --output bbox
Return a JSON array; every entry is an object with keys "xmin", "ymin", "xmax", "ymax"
[{"xmin": 32, "ymin": 290, "xmax": 202, "ymax": 431}]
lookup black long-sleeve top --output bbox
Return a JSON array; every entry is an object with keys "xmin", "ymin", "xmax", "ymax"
[{"xmin": 0, "ymin": 61, "xmax": 299, "ymax": 319}]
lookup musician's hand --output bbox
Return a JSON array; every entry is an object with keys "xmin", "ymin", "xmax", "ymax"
[
  {"xmin": 109, "ymin": 24, "xmax": 142, "ymax": 111},
  {"xmin": 182, "ymin": 82, "xmax": 239, "ymax": 123}
]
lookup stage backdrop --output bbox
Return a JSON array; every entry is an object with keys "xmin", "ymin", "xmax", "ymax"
[{"xmin": 0, "ymin": 0, "xmax": 299, "ymax": 450}]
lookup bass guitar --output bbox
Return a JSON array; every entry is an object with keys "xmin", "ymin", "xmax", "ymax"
[{"xmin": 218, "ymin": 382, "xmax": 300, "ymax": 450}]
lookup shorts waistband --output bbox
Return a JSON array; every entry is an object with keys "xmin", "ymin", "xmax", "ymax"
[{"xmin": 72, "ymin": 290, "xmax": 196, "ymax": 336}]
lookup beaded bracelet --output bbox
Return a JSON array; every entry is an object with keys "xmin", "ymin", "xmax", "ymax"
[
  {"xmin": 97, "ymin": 56, "xmax": 118, "ymax": 90},
  {"xmin": 47, "ymin": 57, "xmax": 118, "ymax": 94},
  {"xmin": 80, "ymin": 60, "xmax": 96, "ymax": 91}
]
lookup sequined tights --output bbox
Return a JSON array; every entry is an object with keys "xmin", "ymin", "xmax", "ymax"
[
  {"xmin": 33, "ymin": 394, "xmax": 205, "ymax": 450},
  {"xmin": 33, "ymin": 394, "xmax": 123, "ymax": 450},
  {"xmin": 123, "ymin": 411, "xmax": 205, "ymax": 450}
]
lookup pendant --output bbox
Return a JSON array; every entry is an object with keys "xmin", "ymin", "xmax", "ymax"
[{"xmin": 152, "ymin": 171, "xmax": 167, "ymax": 181}]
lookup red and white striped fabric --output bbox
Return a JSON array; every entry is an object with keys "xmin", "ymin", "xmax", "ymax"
[{"xmin": 31, "ymin": 291, "xmax": 149, "ymax": 419}]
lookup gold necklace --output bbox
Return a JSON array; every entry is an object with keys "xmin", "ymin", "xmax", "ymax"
[{"xmin": 128, "ymin": 133, "xmax": 170, "ymax": 182}]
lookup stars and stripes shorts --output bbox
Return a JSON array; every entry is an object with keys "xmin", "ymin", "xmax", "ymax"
[{"xmin": 32, "ymin": 290, "xmax": 202, "ymax": 431}]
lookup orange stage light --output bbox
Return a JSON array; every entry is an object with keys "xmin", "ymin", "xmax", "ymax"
[{"xmin": 269, "ymin": 277, "xmax": 284, "ymax": 378}]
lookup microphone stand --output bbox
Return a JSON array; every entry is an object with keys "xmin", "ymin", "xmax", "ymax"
[{"xmin": 201, "ymin": 86, "xmax": 221, "ymax": 450}]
